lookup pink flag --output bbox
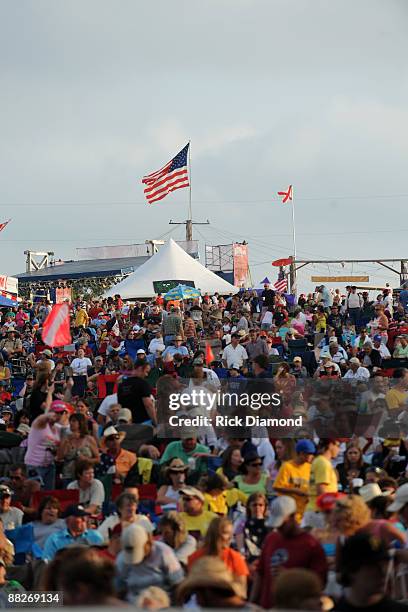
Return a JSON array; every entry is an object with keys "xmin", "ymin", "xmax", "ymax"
[{"xmin": 42, "ymin": 304, "xmax": 72, "ymax": 347}]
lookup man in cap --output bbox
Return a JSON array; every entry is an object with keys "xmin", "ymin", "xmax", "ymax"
[
  {"xmin": 290, "ymin": 356, "xmax": 309, "ymax": 379},
  {"xmin": 0, "ymin": 484, "xmax": 23, "ymax": 529},
  {"xmin": 178, "ymin": 487, "xmax": 217, "ymax": 539},
  {"xmin": 116, "ymin": 523, "xmax": 184, "ymax": 602},
  {"xmin": 273, "ymin": 439, "xmax": 316, "ymax": 523},
  {"xmin": 250, "ymin": 496, "xmax": 327, "ymax": 608},
  {"xmin": 42, "ymin": 504, "xmax": 103, "ymax": 561},
  {"xmin": 336, "ymin": 532, "xmax": 406, "ymax": 611},
  {"xmin": 373, "ymin": 334, "xmax": 391, "ymax": 359},
  {"xmin": 343, "ymin": 357, "xmax": 370, "ymax": 382}
]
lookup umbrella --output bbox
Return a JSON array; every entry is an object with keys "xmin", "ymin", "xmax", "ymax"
[{"xmin": 164, "ymin": 284, "xmax": 201, "ymax": 301}]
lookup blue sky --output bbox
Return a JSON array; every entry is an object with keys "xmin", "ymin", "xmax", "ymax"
[{"xmin": 1, "ymin": 0, "xmax": 407, "ymax": 292}]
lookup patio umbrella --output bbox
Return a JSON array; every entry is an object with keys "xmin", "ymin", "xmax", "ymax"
[{"xmin": 163, "ymin": 284, "xmax": 201, "ymax": 301}]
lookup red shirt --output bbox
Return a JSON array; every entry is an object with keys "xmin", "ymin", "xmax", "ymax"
[{"xmin": 257, "ymin": 530, "xmax": 327, "ymax": 609}]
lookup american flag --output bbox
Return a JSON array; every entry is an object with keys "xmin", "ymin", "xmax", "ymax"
[
  {"xmin": 142, "ymin": 144, "xmax": 190, "ymax": 204},
  {"xmin": 274, "ymin": 274, "xmax": 288, "ymax": 293},
  {"xmin": 0, "ymin": 219, "xmax": 11, "ymax": 233}
]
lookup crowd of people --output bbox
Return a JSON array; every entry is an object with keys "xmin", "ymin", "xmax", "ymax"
[{"xmin": 0, "ymin": 281, "xmax": 407, "ymax": 609}]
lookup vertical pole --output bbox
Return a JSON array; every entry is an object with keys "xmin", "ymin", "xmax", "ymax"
[
  {"xmin": 188, "ymin": 141, "xmax": 192, "ymax": 223},
  {"xmin": 291, "ymin": 185, "xmax": 297, "ymax": 296}
]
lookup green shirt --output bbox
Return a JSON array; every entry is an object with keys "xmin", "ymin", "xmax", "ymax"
[{"xmin": 159, "ymin": 440, "xmax": 210, "ymax": 473}]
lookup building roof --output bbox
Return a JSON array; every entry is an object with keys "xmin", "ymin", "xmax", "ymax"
[{"xmin": 15, "ymin": 256, "xmax": 149, "ymax": 283}]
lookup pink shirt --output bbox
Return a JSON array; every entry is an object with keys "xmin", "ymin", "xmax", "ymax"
[{"xmin": 24, "ymin": 422, "xmax": 60, "ymax": 467}]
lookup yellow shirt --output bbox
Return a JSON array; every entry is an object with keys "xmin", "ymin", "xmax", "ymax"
[
  {"xmin": 306, "ymin": 455, "xmax": 338, "ymax": 512},
  {"xmin": 75, "ymin": 308, "xmax": 89, "ymax": 327},
  {"xmin": 315, "ymin": 313, "xmax": 327, "ymax": 332},
  {"xmin": 386, "ymin": 388, "xmax": 408, "ymax": 412},
  {"xmin": 179, "ymin": 510, "xmax": 217, "ymax": 538},
  {"xmin": 274, "ymin": 459, "xmax": 311, "ymax": 522},
  {"xmin": 204, "ymin": 488, "xmax": 247, "ymax": 515}
]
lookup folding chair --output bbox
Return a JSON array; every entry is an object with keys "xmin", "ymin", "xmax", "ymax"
[
  {"xmin": 31, "ymin": 489, "xmax": 79, "ymax": 513},
  {"xmin": 5, "ymin": 524, "xmax": 42, "ymax": 565}
]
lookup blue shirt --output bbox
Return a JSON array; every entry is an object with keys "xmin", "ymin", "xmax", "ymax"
[
  {"xmin": 42, "ymin": 527, "xmax": 103, "ymax": 560},
  {"xmin": 400, "ymin": 289, "xmax": 408, "ymax": 309},
  {"xmin": 162, "ymin": 345, "xmax": 189, "ymax": 360}
]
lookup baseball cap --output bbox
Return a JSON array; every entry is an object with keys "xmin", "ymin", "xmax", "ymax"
[
  {"xmin": 293, "ymin": 356, "xmax": 302, "ymax": 363},
  {"xmin": 136, "ymin": 349, "xmax": 146, "ymax": 355},
  {"xmin": 295, "ymin": 439, "xmax": 316, "ymax": 455},
  {"xmin": 42, "ymin": 349, "xmax": 53, "ymax": 357},
  {"xmin": 373, "ymin": 334, "xmax": 382, "ymax": 342},
  {"xmin": 121, "ymin": 523, "xmax": 149, "ymax": 565},
  {"xmin": 229, "ymin": 363, "xmax": 241, "ymax": 371},
  {"xmin": 329, "ymin": 337, "xmax": 338, "ymax": 344},
  {"xmin": 0, "ymin": 485, "xmax": 12, "ymax": 497},
  {"xmin": 179, "ymin": 487, "xmax": 204, "ymax": 502},
  {"xmin": 192, "ymin": 358, "xmax": 204, "ymax": 366},
  {"xmin": 349, "ymin": 357, "xmax": 361, "ymax": 365},
  {"xmin": 324, "ymin": 361, "xmax": 336, "ymax": 368},
  {"xmin": 316, "ymin": 492, "xmax": 346, "ymax": 512},
  {"xmin": 118, "ymin": 408, "xmax": 132, "ymax": 423},
  {"xmin": 50, "ymin": 400, "xmax": 71, "ymax": 413},
  {"xmin": 388, "ymin": 483, "xmax": 408, "ymax": 512},
  {"xmin": 63, "ymin": 504, "xmax": 90, "ymax": 518},
  {"xmin": 237, "ymin": 330, "xmax": 247, "ymax": 337},
  {"xmin": 267, "ymin": 496, "xmax": 297, "ymax": 528}
]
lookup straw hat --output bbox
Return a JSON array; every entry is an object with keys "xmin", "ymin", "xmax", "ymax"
[
  {"xmin": 100, "ymin": 425, "xmax": 126, "ymax": 449},
  {"xmin": 177, "ymin": 556, "xmax": 243, "ymax": 602},
  {"xmin": 164, "ymin": 458, "xmax": 188, "ymax": 474}
]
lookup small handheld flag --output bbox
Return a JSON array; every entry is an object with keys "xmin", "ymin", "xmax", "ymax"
[
  {"xmin": 277, "ymin": 185, "xmax": 293, "ymax": 204},
  {"xmin": 205, "ymin": 342, "xmax": 215, "ymax": 365},
  {"xmin": 42, "ymin": 304, "xmax": 72, "ymax": 348},
  {"xmin": 142, "ymin": 144, "xmax": 190, "ymax": 204}
]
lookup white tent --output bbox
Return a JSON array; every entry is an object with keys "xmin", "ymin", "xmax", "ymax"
[{"xmin": 104, "ymin": 239, "xmax": 238, "ymax": 299}]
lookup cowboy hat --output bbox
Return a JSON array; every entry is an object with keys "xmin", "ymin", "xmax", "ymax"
[
  {"xmin": 177, "ymin": 556, "xmax": 243, "ymax": 602},
  {"xmin": 100, "ymin": 425, "xmax": 126, "ymax": 449}
]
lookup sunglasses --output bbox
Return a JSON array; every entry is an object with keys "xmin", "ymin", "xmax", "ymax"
[
  {"xmin": 106, "ymin": 435, "xmax": 120, "ymax": 441},
  {"xmin": 249, "ymin": 462, "xmax": 263, "ymax": 467}
]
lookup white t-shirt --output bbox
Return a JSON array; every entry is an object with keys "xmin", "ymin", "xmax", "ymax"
[
  {"xmin": 222, "ymin": 344, "xmax": 248, "ymax": 368},
  {"xmin": 97, "ymin": 393, "xmax": 118, "ymax": 417},
  {"xmin": 71, "ymin": 357, "xmax": 93, "ymax": 376},
  {"xmin": 67, "ymin": 479, "xmax": 105, "ymax": 510},
  {"xmin": 0, "ymin": 507, "xmax": 23, "ymax": 530},
  {"xmin": 262, "ymin": 311, "xmax": 273, "ymax": 325},
  {"xmin": 343, "ymin": 367, "xmax": 370, "ymax": 382}
]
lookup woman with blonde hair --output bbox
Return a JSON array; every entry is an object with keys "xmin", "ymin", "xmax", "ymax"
[
  {"xmin": 333, "ymin": 494, "xmax": 404, "ymax": 545},
  {"xmin": 187, "ymin": 516, "xmax": 249, "ymax": 597}
]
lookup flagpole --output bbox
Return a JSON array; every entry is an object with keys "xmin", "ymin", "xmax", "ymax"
[
  {"xmin": 186, "ymin": 141, "xmax": 193, "ymax": 242},
  {"xmin": 291, "ymin": 186, "xmax": 297, "ymax": 296},
  {"xmin": 188, "ymin": 141, "xmax": 192, "ymax": 222}
]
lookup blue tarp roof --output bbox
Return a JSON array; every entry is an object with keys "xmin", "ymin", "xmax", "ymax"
[
  {"xmin": 15, "ymin": 256, "xmax": 150, "ymax": 283},
  {"xmin": 0, "ymin": 296, "xmax": 18, "ymax": 307}
]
